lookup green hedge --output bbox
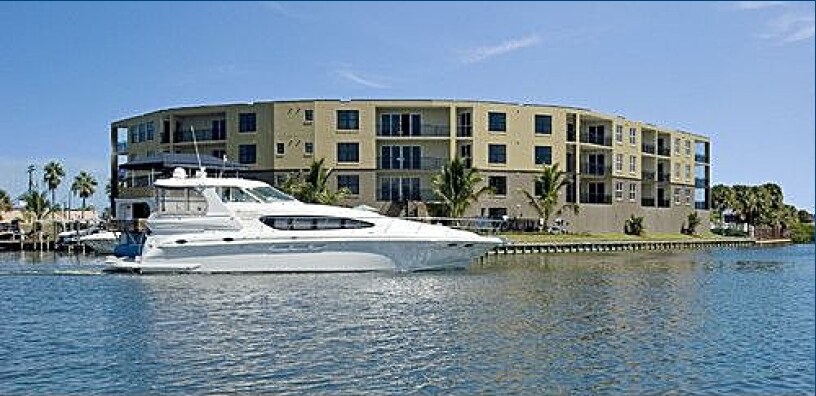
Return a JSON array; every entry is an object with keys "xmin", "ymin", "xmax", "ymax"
[{"xmin": 790, "ymin": 223, "xmax": 815, "ymax": 244}]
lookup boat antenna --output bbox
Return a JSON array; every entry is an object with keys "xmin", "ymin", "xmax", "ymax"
[
  {"xmin": 220, "ymin": 154, "xmax": 227, "ymax": 178},
  {"xmin": 190, "ymin": 125, "xmax": 203, "ymax": 174}
]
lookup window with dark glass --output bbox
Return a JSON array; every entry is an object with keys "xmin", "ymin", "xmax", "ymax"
[
  {"xmin": 239, "ymin": 113, "xmax": 256, "ymax": 133},
  {"xmin": 488, "ymin": 176, "xmax": 507, "ymax": 196},
  {"xmin": 276, "ymin": 142, "xmax": 285, "ymax": 155},
  {"xmin": 138, "ymin": 123, "xmax": 146, "ymax": 142},
  {"xmin": 238, "ymin": 144, "xmax": 256, "ymax": 164},
  {"xmin": 212, "ymin": 149, "xmax": 226, "ymax": 159},
  {"xmin": 304, "ymin": 109, "xmax": 313, "ymax": 122},
  {"xmin": 260, "ymin": 216, "xmax": 373, "ymax": 230},
  {"xmin": 212, "ymin": 119, "xmax": 227, "ymax": 140},
  {"xmin": 534, "ymin": 146, "xmax": 552, "ymax": 165},
  {"xmin": 337, "ymin": 110, "xmax": 359, "ymax": 130},
  {"xmin": 304, "ymin": 142, "xmax": 313, "ymax": 155},
  {"xmin": 488, "ymin": 112, "xmax": 506, "ymax": 132},
  {"xmin": 535, "ymin": 115, "xmax": 552, "ymax": 134},
  {"xmin": 146, "ymin": 122, "xmax": 155, "ymax": 140},
  {"xmin": 488, "ymin": 144, "xmax": 506, "ymax": 164},
  {"xmin": 337, "ymin": 175, "xmax": 360, "ymax": 195},
  {"xmin": 337, "ymin": 143, "xmax": 359, "ymax": 162}
]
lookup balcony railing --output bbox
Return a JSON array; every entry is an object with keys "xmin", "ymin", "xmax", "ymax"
[
  {"xmin": 642, "ymin": 143, "xmax": 655, "ymax": 154},
  {"xmin": 456, "ymin": 125, "xmax": 472, "ymax": 137},
  {"xmin": 579, "ymin": 133, "xmax": 612, "ymax": 147},
  {"xmin": 580, "ymin": 193, "xmax": 612, "ymax": 205},
  {"xmin": 657, "ymin": 199, "xmax": 671, "ymax": 208},
  {"xmin": 641, "ymin": 197, "xmax": 656, "ymax": 207},
  {"xmin": 695, "ymin": 154, "xmax": 709, "ymax": 163},
  {"xmin": 174, "ymin": 128, "xmax": 227, "ymax": 143},
  {"xmin": 567, "ymin": 128, "xmax": 576, "ymax": 142},
  {"xmin": 695, "ymin": 202, "xmax": 709, "ymax": 210},
  {"xmin": 377, "ymin": 156, "xmax": 447, "ymax": 170},
  {"xmin": 580, "ymin": 163, "xmax": 611, "ymax": 176},
  {"xmin": 657, "ymin": 146, "xmax": 671, "ymax": 156},
  {"xmin": 657, "ymin": 172, "xmax": 671, "ymax": 182},
  {"xmin": 695, "ymin": 178, "xmax": 708, "ymax": 188},
  {"xmin": 377, "ymin": 188, "xmax": 438, "ymax": 202},
  {"xmin": 641, "ymin": 171, "xmax": 656, "ymax": 181},
  {"xmin": 377, "ymin": 124, "xmax": 450, "ymax": 137}
]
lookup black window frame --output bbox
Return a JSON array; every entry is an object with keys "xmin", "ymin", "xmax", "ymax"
[
  {"xmin": 304, "ymin": 142, "xmax": 314, "ymax": 155},
  {"xmin": 238, "ymin": 144, "xmax": 257, "ymax": 164},
  {"xmin": 276, "ymin": 142, "xmax": 285, "ymax": 155},
  {"xmin": 488, "ymin": 112, "xmax": 506, "ymax": 132},
  {"xmin": 337, "ymin": 142, "xmax": 360, "ymax": 162},
  {"xmin": 488, "ymin": 176, "xmax": 507, "ymax": 196},
  {"xmin": 488, "ymin": 144, "xmax": 507, "ymax": 164},
  {"xmin": 239, "ymin": 113, "xmax": 256, "ymax": 133},
  {"xmin": 534, "ymin": 115, "xmax": 552, "ymax": 134},
  {"xmin": 534, "ymin": 146, "xmax": 552, "ymax": 165},
  {"xmin": 304, "ymin": 109, "xmax": 314, "ymax": 122},
  {"xmin": 337, "ymin": 174, "xmax": 360, "ymax": 195},
  {"xmin": 337, "ymin": 110, "xmax": 360, "ymax": 130}
]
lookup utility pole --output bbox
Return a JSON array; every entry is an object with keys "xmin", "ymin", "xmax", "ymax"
[{"xmin": 26, "ymin": 164, "xmax": 36, "ymax": 193}]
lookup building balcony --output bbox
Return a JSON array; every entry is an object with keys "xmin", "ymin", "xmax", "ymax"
[
  {"xmin": 695, "ymin": 154, "xmax": 709, "ymax": 163},
  {"xmin": 567, "ymin": 127, "xmax": 576, "ymax": 142},
  {"xmin": 377, "ymin": 156, "xmax": 447, "ymax": 171},
  {"xmin": 377, "ymin": 124, "xmax": 450, "ymax": 137},
  {"xmin": 641, "ymin": 171, "xmax": 656, "ymax": 181},
  {"xmin": 579, "ymin": 133, "xmax": 612, "ymax": 147},
  {"xmin": 642, "ymin": 143, "xmax": 655, "ymax": 154},
  {"xmin": 115, "ymin": 141, "xmax": 128, "ymax": 154},
  {"xmin": 161, "ymin": 133, "xmax": 170, "ymax": 144},
  {"xmin": 695, "ymin": 178, "xmax": 708, "ymax": 188},
  {"xmin": 580, "ymin": 193, "xmax": 612, "ymax": 205},
  {"xmin": 695, "ymin": 201, "xmax": 709, "ymax": 210},
  {"xmin": 657, "ymin": 146, "xmax": 671, "ymax": 156},
  {"xmin": 580, "ymin": 163, "xmax": 611, "ymax": 177},
  {"xmin": 377, "ymin": 188, "xmax": 438, "ymax": 202},
  {"xmin": 174, "ymin": 128, "xmax": 227, "ymax": 143},
  {"xmin": 641, "ymin": 197, "xmax": 656, "ymax": 207},
  {"xmin": 657, "ymin": 172, "xmax": 671, "ymax": 182},
  {"xmin": 657, "ymin": 199, "xmax": 671, "ymax": 208}
]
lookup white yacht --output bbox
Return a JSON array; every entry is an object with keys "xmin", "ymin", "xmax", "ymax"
[
  {"xmin": 79, "ymin": 231, "xmax": 119, "ymax": 254},
  {"xmin": 104, "ymin": 168, "xmax": 503, "ymax": 273}
]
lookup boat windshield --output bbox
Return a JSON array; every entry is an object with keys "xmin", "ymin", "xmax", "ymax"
[{"xmin": 247, "ymin": 186, "xmax": 295, "ymax": 202}]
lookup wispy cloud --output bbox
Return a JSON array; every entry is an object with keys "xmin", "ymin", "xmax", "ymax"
[
  {"xmin": 734, "ymin": 1, "xmax": 787, "ymax": 10},
  {"xmin": 762, "ymin": 13, "xmax": 815, "ymax": 43},
  {"xmin": 460, "ymin": 34, "xmax": 541, "ymax": 64},
  {"xmin": 336, "ymin": 69, "xmax": 389, "ymax": 89}
]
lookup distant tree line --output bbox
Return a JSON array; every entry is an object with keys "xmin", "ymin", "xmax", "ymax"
[{"xmin": 711, "ymin": 183, "xmax": 813, "ymax": 243}]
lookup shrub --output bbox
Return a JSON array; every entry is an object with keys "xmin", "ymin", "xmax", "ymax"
[
  {"xmin": 790, "ymin": 222, "xmax": 815, "ymax": 244},
  {"xmin": 683, "ymin": 212, "xmax": 700, "ymax": 235},
  {"xmin": 624, "ymin": 215, "xmax": 644, "ymax": 236}
]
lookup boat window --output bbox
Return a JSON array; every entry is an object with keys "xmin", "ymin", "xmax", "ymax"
[
  {"xmin": 248, "ymin": 186, "xmax": 295, "ymax": 202},
  {"xmin": 260, "ymin": 216, "xmax": 374, "ymax": 230},
  {"xmin": 217, "ymin": 187, "xmax": 260, "ymax": 203},
  {"xmin": 157, "ymin": 187, "xmax": 208, "ymax": 216}
]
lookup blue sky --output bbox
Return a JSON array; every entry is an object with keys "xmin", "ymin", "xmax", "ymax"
[{"xmin": 0, "ymin": 1, "xmax": 813, "ymax": 210}]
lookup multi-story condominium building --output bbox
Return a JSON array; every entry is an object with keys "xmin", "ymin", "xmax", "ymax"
[{"xmin": 110, "ymin": 99, "xmax": 712, "ymax": 233}]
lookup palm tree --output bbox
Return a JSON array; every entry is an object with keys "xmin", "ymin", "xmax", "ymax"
[
  {"xmin": 20, "ymin": 190, "xmax": 51, "ymax": 221},
  {"xmin": 711, "ymin": 184, "xmax": 735, "ymax": 226},
  {"xmin": 432, "ymin": 157, "xmax": 492, "ymax": 218},
  {"xmin": 519, "ymin": 163, "xmax": 579, "ymax": 231},
  {"xmin": 285, "ymin": 159, "xmax": 349, "ymax": 205},
  {"xmin": 71, "ymin": 171, "xmax": 98, "ymax": 211},
  {"xmin": 0, "ymin": 189, "xmax": 12, "ymax": 219},
  {"xmin": 43, "ymin": 161, "xmax": 65, "ymax": 214}
]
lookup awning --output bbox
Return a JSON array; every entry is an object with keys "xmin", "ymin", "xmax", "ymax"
[{"xmin": 118, "ymin": 153, "xmax": 248, "ymax": 171}]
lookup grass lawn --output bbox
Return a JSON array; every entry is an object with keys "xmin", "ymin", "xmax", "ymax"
[{"xmin": 499, "ymin": 231, "xmax": 731, "ymax": 243}]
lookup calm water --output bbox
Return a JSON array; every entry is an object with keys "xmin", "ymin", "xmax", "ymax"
[{"xmin": 0, "ymin": 245, "xmax": 813, "ymax": 395}]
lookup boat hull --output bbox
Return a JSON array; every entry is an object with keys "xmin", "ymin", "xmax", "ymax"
[{"xmin": 104, "ymin": 237, "xmax": 499, "ymax": 273}]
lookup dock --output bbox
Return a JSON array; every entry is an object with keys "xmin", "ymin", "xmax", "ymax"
[{"xmin": 489, "ymin": 238, "xmax": 787, "ymax": 255}]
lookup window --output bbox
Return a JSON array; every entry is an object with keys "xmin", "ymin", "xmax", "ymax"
[
  {"xmin": 615, "ymin": 182, "xmax": 624, "ymax": 200},
  {"xmin": 488, "ymin": 207, "xmax": 508, "ymax": 219},
  {"xmin": 276, "ymin": 142, "xmax": 285, "ymax": 155},
  {"xmin": 378, "ymin": 176, "xmax": 421, "ymax": 201},
  {"xmin": 685, "ymin": 140, "xmax": 691, "ymax": 156},
  {"xmin": 685, "ymin": 188, "xmax": 692, "ymax": 205},
  {"xmin": 337, "ymin": 175, "xmax": 360, "ymax": 195},
  {"xmin": 138, "ymin": 123, "xmax": 146, "ymax": 142},
  {"xmin": 260, "ymin": 216, "xmax": 373, "ymax": 231},
  {"xmin": 379, "ymin": 113, "xmax": 421, "ymax": 136},
  {"xmin": 212, "ymin": 119, "xmax": 227, "ymax": 140},
  {"xmin": 488, "ymin": 112, "xmax": 506, "ymax": 132},
  {"xmin": 629, "ymin": 155, "xmax": 637, "ymax": 174},
  {"xmin": 238, "ymin": 144, "xmax": 256, "ymax": 164},
  {"xmin": 674, "ymin": 138, "xmax": 681, "ymax": 155},
  {"xmin": 615, "ymin": 153, "xmax": 624, "ymax": 172},
  {"xmin": 674, "ymin": 163, "xmax": 680, "ymax": 178},
  {"xmin": 629, "ymin": 183, "xmax": 637, "ymax": 201},
  {"xmin": 380, "ymin": 145, "xmax": 421, "ymax": 170},
  {"xmin": 488, "ymin": 176, "xmax": 507, "ymax": 196},
  {"xmin": 212, "ymin": 149, "xmax": 226, "ymax": 159},
  {"xmin": 615, "ymin": 125, "xmax": 623, "ymax": 143},
  {"xmin": 674, "ymin": 187, "xmax": 681, "ymax": 205},
  {"xmin": 629, "ymin": 127, "xmax": 636, "ymax": 145},
  {"xmin": 304, "ymin": 142, "xmax": 313, "ymax": 155},
  {"xmin": 534, "ymin": 146, "xmax": 552, "ymax": 165},
  {"xmin": 337, "ymin": 110, "xmax": 359, "ymax": 130},
  {"xmin": 535, "ymin": 115, "xmax": 552, "ymax": 134},
  {"xmin": 304, "ymin": 109, "xmax": 313, "ymax": 122},
  {"xmin": 337, "ymin": 143, "xmax": 359, "ymax": 162},
  {"xmin": 146, "ymin": 122, "xmax": 155, "ymax": 141},
  {"xmin": 129, "ymin": 126, "xmax": 136, "ymax": 143},
  {"xmin": 457, "ymin": 112, "xmax": 472, "ymax": 137},
  {"xmin": 239, "ymin": 113, "xmax": 256, "ymax": 133},
  {"xmin": 685, "ymin": 164, "xmax": 691, "ymax": 180},
  {"xmin": 488, "ymin": 144, "xmax": 507, "ymax": 164}
]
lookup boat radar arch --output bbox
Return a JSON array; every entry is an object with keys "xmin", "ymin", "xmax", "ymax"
[{"xmin": 173, "ymin": 167, "xmax": 187, "ymax": 179}]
